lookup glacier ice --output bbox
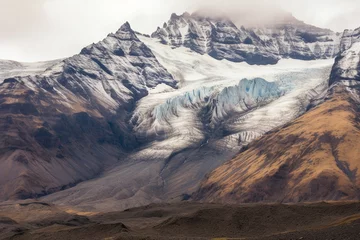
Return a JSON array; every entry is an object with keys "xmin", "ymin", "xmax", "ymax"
[{"xmin": 211, "ymin": 78, "xmax": 282, "ymax": 124}]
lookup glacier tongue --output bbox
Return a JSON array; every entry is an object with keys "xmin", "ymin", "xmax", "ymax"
[
  {"xmin": 152, "ymin": 86, "xmax": 213, "ymax": 123},
  {"xmin": 132, "ymin": 36, "xmax": 334, "ymax": 189},
  {"xmin": 132, "ymin": 78, "xmax": 283, "ymax": 150},
  {"xmin": 131, "ymin": 36, "xmax": 334, "ymax": 173}
]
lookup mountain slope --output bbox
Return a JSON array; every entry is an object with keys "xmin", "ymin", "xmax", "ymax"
[
  {"xmin": 152, "ymin": 12, "xmax": 340, "ymax": 65},
  {"xmin": 195, "ymin": 27, "xmax": 360, "ymax": 203},
  {"xmin": 195, "ymin": 88, "xmax": 360, "ymax": 202},
  {"xmin": 0, "ymin": 22, "xmax": 176, "ymax": 200}
]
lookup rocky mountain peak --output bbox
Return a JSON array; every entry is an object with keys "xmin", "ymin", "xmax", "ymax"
[
  {"xmin": 0, "ymin": 17, "xmax": 179, "ymax": 200},
  {"xmin": 170, "ymin": 13, "xmax": 182, "ymax": 21},
  {"xmin": 151, "ymin": 11, "xmax": 340, "ymax": 65},
  {"xmin": 119, "ymin": 21, "xmax": 132, "ymax": 31},
  {"xmin": 115, "ymin": 21, "xmax": 138, "ymax": 41}
]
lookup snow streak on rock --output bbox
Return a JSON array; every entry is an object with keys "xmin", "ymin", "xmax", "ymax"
[
  {"xmin": 330, "ymin": 27, "xmax": 360, "ymax": 86},
  {"xmin": 152, "ymin": 12, "xmax": 340, "ymax": 65}
]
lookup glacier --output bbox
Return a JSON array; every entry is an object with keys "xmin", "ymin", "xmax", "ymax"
[{"xmin": 42, "ymin": 34, "xmax": 334, "ymax": 212}]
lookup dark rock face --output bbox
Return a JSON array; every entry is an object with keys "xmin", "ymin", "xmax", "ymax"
[
  {"xmin": 0, "ymin": 79, "xmax": 126, "ymax": 200},
  {"xmin": 0, "ymin": 22, "xmax": 176, "ymax": 200},
  {"xmin": 34, "ymin": 128, "xmax": 55, "ymax": 149},
  {"xmin": 329, "ymin": 27, "xmax": 360, "ymax": 86},
  {"xmin": 152, "ymin": 12, "xmax": 340, "ymax": 65}
]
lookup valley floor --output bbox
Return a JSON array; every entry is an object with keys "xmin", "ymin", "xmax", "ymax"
[{"xmin": 1, "ymin": 201, "xmax": 360, "ymax": 240}]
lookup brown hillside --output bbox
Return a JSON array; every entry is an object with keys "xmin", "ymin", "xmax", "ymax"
[{"xmin": 195, "ymin": 85, "xmax": 360, "ymax": 203}]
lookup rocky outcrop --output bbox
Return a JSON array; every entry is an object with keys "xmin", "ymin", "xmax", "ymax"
[
  {"xmin": 152, "ymin": 12, "xmax": 340, "ymax": 65},
  {"xmin": 329, "ymin": 27, "xmax": 360, "ymax": 85}
]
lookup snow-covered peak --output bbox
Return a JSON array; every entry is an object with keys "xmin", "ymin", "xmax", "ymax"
[
  {"xmin": 119, "ymin": 21, "xmax": 132, "ymax": 31},
  {"xmin": 7, "ymin": 22, "xmax": 176, "ymax": 113},
  {"xmin": 115, "ymin": 21, "xmax": 139, "ymax": 41}
]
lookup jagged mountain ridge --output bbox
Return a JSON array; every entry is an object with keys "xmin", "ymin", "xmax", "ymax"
[
  {"xmin": 152, "ymin": 12, "xmax": 340, "ymax": 64},
  {"xmin": 53, "ymin": 22, "xmax": 175, "ymax": 112}
]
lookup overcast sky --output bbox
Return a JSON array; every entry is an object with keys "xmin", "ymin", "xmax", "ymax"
[{"xmin": 0, "ymin": 0, "xmax": 359, "ymax": 62}]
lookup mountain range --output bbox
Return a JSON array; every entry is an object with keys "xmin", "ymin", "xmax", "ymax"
[{"xmin": 0, "ymin": 10, "xmax": 360, "ymax": 214}]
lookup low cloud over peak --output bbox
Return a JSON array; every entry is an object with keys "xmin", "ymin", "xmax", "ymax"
[{"xmin": 0, "ymin": 0, "xmax": 359, "ymax": 61}]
